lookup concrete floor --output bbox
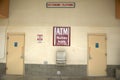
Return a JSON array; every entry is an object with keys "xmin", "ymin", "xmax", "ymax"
[{"xmin": 0, "ymin": 75, "xmax": 116, "ymax": 80}]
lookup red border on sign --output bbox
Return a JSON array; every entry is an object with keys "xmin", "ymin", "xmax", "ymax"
[{"xmin": 53, "ymin": 26, "xmax": 71, "ymax": 46}]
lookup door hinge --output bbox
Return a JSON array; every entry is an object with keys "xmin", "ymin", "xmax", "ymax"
[
  {"xmin": 105, "ymin": 68, "xmax": 107, "ymax": 72},
  {"xmin": 5, "ymin": 67, "xmax": 8, "ymax": 70},
  {"xmin": 105, "ymin": 37, "xmax": 107, "ymax": 40},
  {"xmin": 7, "ymin": 36, "xmax": 9, "ymax": 40},
  {"xmin": 105, "ymin": 53, "xmax": 107, "ymax": 56}
]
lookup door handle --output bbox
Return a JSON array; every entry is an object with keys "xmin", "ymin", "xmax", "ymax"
[
  {"xmin": 21, "ymin": 55, "xmax": 24, "ymax": 59},
  {"xmin": 89, "ymin": 54, "xmax": 92, "ymax": 60},
  {"xmin": 88, "ymin": 47, "xmax": 92, "ymax": 60},
  {"xmin": 21, "ymin": 46, "xmax": 24, "ymax": 59}
]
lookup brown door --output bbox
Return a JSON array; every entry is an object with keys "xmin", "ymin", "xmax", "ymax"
[
  {"xmin": 88, "ymin": 34, "xmax": 107, "ymax": 76},
  {"xmin": 6, "ymin": 33, "xmax": 25, "ymax": 75}
]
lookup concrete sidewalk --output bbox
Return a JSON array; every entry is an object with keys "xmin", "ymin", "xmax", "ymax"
[{"xmin": 0, "ymin": 75, "xmax": 116, "ymax": 80}]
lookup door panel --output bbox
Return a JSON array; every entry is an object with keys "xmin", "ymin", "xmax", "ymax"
[
  {"xmin": 6, "ymin": 34, "xmax": 25, "ymax": 75},
  {"xmin": 88, "ymin": 34, "xmax": 107, "ymax": 76}
]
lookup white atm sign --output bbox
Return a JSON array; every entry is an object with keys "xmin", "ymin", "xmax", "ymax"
[{"xmin": 53, "ymin": 27, "xmax": 71, "ymax": 46}]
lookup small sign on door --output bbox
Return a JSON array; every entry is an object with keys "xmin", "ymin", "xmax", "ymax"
[
  {"xmin": 14, "ymin": 42, "xmax": 18, "ymax": 47},
  {"xmin": 95, "ymin": 43, "xmax": 99, "ymax": 48}
]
